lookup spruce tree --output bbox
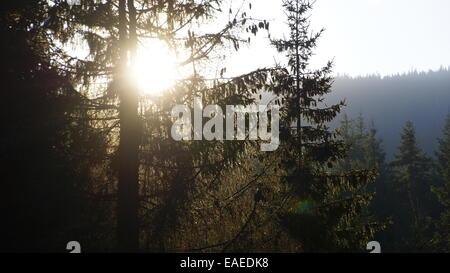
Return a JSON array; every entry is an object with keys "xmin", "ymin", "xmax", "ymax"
[
  {"xmin": 391, "ymin": 121, "xmax": 435, "ymax": 251},
  {"xmin": 266, "ymin": 0, "xmax": 383, "ymax": 252},
  {"xmin": 337, "ymin": 114, "xmax": 385, "ymax": 170},
  {"xmin": 366, "ymin": 120, "xmax": 386, "ymax": 168},
  {"xmin": 0, "ymin": 1, "xmax": 110, "ymax": 252},
  {"xmin": 337, "ymin": 115, "xmax": 395, "ymax": 250}
]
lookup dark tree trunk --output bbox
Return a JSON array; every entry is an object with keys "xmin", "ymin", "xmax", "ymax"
[{"xmin": 117, "ymin": 0, "xmax": 140, "ymax": 252}]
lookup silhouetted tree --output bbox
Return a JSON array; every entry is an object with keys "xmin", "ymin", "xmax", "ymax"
[{"xmin": 0, "ymin": 0, "xmax": 110, "ymax": 252}]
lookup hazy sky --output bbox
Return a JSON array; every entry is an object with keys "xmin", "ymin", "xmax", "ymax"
[{"xmin": 226, "ymin": 0, "xmax": 450, "ymax": 77}]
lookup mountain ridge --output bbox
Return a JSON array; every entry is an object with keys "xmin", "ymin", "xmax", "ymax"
[{"xmin": 327, "ymin": 67, "xmax": 450, "ymax": 159}]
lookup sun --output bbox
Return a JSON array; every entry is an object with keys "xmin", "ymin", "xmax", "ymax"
[{"xmin": 131, "ymin": 41, "xmax": 178, "ymax": 95}]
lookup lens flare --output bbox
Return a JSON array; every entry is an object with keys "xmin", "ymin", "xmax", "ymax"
[{"xmin": 294, "ymin": 200, "xmax": 315, "ymax": 213}]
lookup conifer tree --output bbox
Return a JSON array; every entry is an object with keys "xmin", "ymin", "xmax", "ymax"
[
  {"xmin": 0, "ymin": 0, "xmax": 110, "ymax": 251},
  {"xmin": 391, "ymin": 121, "xmax": 435, "ymax": 251},
  {"xmin": 337, "ymin": 114, "xmax": 385, "ymax": 170},
  {"xmin": 366, "ymin": 120, "xmax": 386, "ymax": 168},
  {"xmin": 337, "ymin": 115, "xmax": 395, "ymax": 250},
  {"xmin": 266, "ymin": 0, "xmax": 383, "ymax": 251}
]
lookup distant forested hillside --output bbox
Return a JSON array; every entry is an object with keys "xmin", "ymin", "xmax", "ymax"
[{"xmin": 327, "ymin": 68, "xmax": 450, "ymax": 158}]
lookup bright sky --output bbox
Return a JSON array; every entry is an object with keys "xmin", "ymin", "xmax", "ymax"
[
  {"xmin": 70, "ymin": 0, "xmax": 450, "ymax": 94},
  {"xmin": 226, "ymin": 0, "xmax": 450, "ymax": 77}
]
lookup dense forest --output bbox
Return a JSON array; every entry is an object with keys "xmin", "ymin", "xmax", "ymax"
[{"xmin": 0, "ymin": 0, "xmax": 448, "ymax": 253}]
